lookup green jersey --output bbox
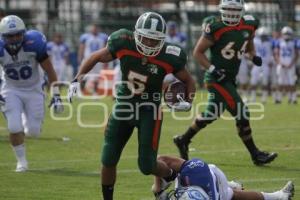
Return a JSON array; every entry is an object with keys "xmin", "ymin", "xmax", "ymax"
[
  {"xmin": 202, "ymin": 15, "xmax": 259, "ymax": 82},
  {"xmin": 108, "ymin": 29, "xmax": 187, "ymax": 104}
]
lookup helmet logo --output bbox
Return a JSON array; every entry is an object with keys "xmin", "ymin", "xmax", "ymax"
[{"xmin": 150, "ymin": 18, "xmax": 159, "ymax": 31}]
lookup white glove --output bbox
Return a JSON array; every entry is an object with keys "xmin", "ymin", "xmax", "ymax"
[
  {"xmin": 170, "ymin": 94, "xmax": 192, "ymax": 112},
  {"xmin": 49, "ymin": 94, "xmax": 64, "ymax": 114},
  {"xmin": 68, "ymin": 81, "xmax": 80, "ymax": 103}
]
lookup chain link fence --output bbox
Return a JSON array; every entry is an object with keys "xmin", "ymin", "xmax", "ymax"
[{"xmin": 1, "ymin": 0, "xmax": 300, "ymax": 84}]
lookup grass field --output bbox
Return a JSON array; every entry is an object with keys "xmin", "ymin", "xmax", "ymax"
[{"xmin": 0, "ymin": 92, "xmax": 299, "ymax": 200}]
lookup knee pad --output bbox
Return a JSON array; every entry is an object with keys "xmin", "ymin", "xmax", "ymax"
[
  {"xmin": 195, "ymin": 114, "xmax": 215, "ymax": 129},
  {"xmin": 24, "ymin": 125, "xmax": 41, "ymax": 137},
  {"xmin": 236, "ymin": 121, "xmax": 252, "ymax": 140},
  {"xmin": 138, "ymin": 156, "xmax": 155, "ymax": 175}
]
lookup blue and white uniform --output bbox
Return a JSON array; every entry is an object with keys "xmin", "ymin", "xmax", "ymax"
[
  {"xmin": 274, "ymin": 38, "xmax": 299, "ymax": 86},
  {"xmin": 250, "ymin": 36, "xmax": 275, "ymax": 86},
  {"xmin": 0, "ymin": 30, "xmax": 48, "ymax": 136},
  {"xmin": 47, "ymin": 41, "xmax": 69, "ymax": 81},
  {"xmin": 237, "ymin": 55, "xmax": 249, "ymax": 85},
  {"xmin": 177, "ymin": 159, "xmax": 233, "ymax": 200},
  {"xmin": 79, "ymin": 32, "xmax": 108, "ymax": 76}
]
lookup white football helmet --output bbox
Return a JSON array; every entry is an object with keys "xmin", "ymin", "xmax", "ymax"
[
  {"xmin": 174, "ymin": 186, "xmax": 209, "ymax": 200},
  {"xmin": 256, "ymin": 27, "xmax": 270, "ymax": 37},
  {"xmin": 134, "ymin": 12, "xmax": 166, "ymax": 57},
  {"xmin": 219, "ymin": 0, "xmax": 244, "ymax": 26},
  {"xmin": 0, "ymin": 15, "xmax": 26, "ymax": 51},
  {"xmin": 281, "ymin": 26, "xmax": 293, "ymax": 40}
]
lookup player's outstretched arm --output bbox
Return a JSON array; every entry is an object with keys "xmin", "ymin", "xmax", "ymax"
[
  {"xmin": 75, "ymin": 47, "xmax": 114, "ymax": 81},
  {"xmin": 40, "ymin": 57, "xmax": 58, "ymax": 86}
]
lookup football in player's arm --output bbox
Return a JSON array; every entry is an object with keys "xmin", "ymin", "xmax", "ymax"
[
  {"xmin": 173, "ymin": 0, "xmax": 277, "ymax": 166},
  {"xmin": 0, "ymin": 15, "xmax": 63, "ymax": 172},
  {"xmin": 68, "ymin": 12, "xmax": 195, "ymax": 200}
]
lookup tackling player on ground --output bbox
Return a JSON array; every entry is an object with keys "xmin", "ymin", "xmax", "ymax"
[
  {"xmin": 152, "ymin": 155, "xmax": 294, "ymax": 200},
  {"xmin": 68, "ymin": 12, "xmax": 195, "ymax": 200},
  {"xmin": 173, "ymin": 0, "xmax": 278, "ymax": 165}
]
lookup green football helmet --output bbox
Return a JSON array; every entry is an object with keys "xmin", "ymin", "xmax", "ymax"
[
  {"xmin": 219, "ymin": 0, "xmax": 245, "ymax": 26},
  {"xmin": 134, "ymin": 12, "xmax": 166, "ymax": 57}
]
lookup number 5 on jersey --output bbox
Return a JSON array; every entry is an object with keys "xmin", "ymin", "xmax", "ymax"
[{"xmin": 127, "ymin": 71, "xmax": 148, "ymax": 94}]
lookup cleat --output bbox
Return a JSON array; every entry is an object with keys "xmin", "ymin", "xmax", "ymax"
[
  {"xmin": 277, "ymin": 181, "xmax": 294, "ymax": 200},
  {"xmin": 228, "ymin": 180, "xmax": 244, "ymax": 190},
  {"xmin": 252, "ymin": 151, "xmax": 278, "ymax": 166},
  {"xmin": 15, "ymin": 160, "xmax": 28, "ymax": 172},
  {"xmin": 151, "ymin": 178, "xmax": 172, "ymax": 200},
  {"xmin": 173, "ymin": 135, "xmax": 190, "ymax": 160}
]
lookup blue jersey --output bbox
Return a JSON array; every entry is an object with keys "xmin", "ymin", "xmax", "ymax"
[
  {"xmin": 0, "ymin": 30, "xmax": 48, "ymax": 91},
  {"xmin": 273, "ymin": 38, "xmax": 299, "ymax": 66},
  {"xmin": 178, "ymin": 159, "xmax": 217, "ymax": 200},
  {"xmin": 79, "ymin": 32, "xmax": 108, "ymax": 60},
  {"xmin": 47, "ymin": 41, "xmax": 69, "ymax": 68}
]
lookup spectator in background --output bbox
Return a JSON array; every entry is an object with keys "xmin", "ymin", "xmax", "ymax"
[
  {"xmin": 163, "ymin": 21, "xmax": 188, "ymax": 90},
  {"xmin": 78, "ymin": 24, "xmax": 108, "ymax": 95},
  {"xmin": 47, "ymin": 33, "xmax": 71, "ymax": 85},
  {"xmin": 165, "ymin": 21, "xmax": 187, "ymax": 49},
  {"xmin": 274, "ymin": 26, "xmax": 299, "ymax": 104},
  {"xmin": 237, "ymin": 55, "xmax": 250, "ymax": 102}
]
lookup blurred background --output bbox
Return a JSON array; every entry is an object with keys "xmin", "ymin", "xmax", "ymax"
[{"xmin": 1, "ymin": 0, "xmax": 300, "ymax": 87}]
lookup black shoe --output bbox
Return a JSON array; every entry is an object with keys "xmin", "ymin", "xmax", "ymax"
[
  {"xmin": 252, "ymin": 151, "xmax": 278, "ymax": 166},
  {"xmin": 173, "ymin": 135, "xmax": 190, "ymax": 160}
]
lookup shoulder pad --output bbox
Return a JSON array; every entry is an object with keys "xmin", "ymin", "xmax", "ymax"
[
  {"xmin": 202, "ymin": 16, "xmax": 224, "ymax": 34},
  {"xmin": 242, "ymin": 15, "xmax": 259, "ymax": 28},
  {"xmin": 24, "ymin": 30, "xmax": 47, "ymax": 47}
]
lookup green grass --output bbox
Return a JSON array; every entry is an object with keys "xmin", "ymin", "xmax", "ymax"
[{"xmin": 0, "ymin": 92, "xmax": 299, "ymax": 200}]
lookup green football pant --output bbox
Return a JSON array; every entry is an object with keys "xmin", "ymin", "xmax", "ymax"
[{"xmin": 101, "ymin": 103, "xmax": 163, "ymax": 175}]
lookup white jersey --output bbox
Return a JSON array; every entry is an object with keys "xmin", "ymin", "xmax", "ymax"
[
  {"xmin": 275, "ymin": 38, "xmax": 299, "ymax": 66},
  {"xmin": 47, "ymin": 41, "xmax": 69, "ymax": 69},
  {"xmin": 79, "ymin": 32, "xmax": 108, "ymax": 60},
  {"xmin": 254, "ymin": 36, "xmax": 273, "ymax": 68},
  {"xmin": 0, "ymin": 30, "xmax": 47, "ymax": 92}
]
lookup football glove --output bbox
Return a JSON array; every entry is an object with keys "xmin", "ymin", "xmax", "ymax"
[
  {"xmin": 170, "ymin": 95, "xmax": 191, "ymax": 112},
  {"xmin": 0, "ymin": 94, "xmax": 5, "ymax": 107},
  {"xmin": 67, "ymin": 80, "xmax": 80, "ymax": 103},
  {"xmin": 49, "ymin": 94, "xmax": 64, "ymax": 114},
  {"xmin": 252, "ymin": 55, "xmax": 262, "ymax": 66},
  {"xmin": 208, "ymin": 65, "xmax": 226, "ymax": 82}
]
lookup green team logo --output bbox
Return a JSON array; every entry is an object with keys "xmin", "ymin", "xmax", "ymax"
[{"xmin": 148, "ymin": 64, "xmax": 158, "ymax": 74}]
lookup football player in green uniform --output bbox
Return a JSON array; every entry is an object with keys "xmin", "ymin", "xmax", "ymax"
[
  {"xmin": 173, "ymin": 0, "xmax": 278, "ymax": 165},
  {"xmin": 68, "ymin": 12, "xmax": 195, "ymax": 200}
]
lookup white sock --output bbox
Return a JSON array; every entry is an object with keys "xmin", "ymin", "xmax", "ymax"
[
  {"xmin": 277, "ymin": 91, "xmax": 283, "ymax": 101},
  {"xmin": 292, "ymin": 92, "xmax": 297, "ymax": 102},
  {"xmin": 250, "ymin": 90, "xmax": 256, "ymax": 102},
  {"xmin": 288, "ymin": 92, "xmax": 292, "ymax": 101},
  {"xmin": 12, "ymin": 144, "xmax": 27, "ymax": 163},
  {"xmin": 262, "ymin": 191, "xmax": 281, "ymax": 200},
  {"xmin": 262, "ymin": 90, "xmax": 268, "ymax": 102}
]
